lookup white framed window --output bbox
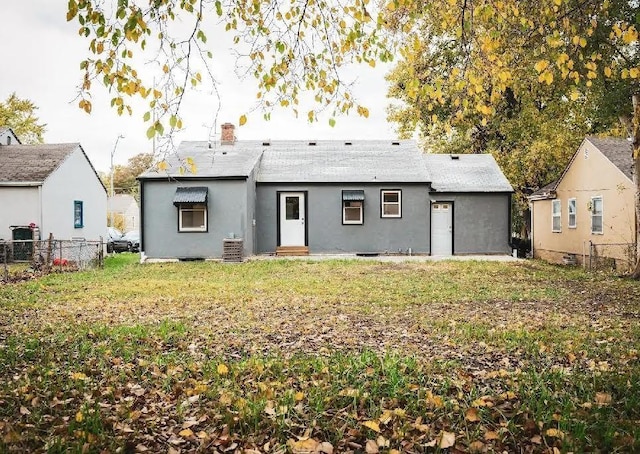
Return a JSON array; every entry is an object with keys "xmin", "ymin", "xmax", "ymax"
[
  {"xmin": 591, "ymin": 196, "xmax": 603, "ymax": 234},
  {"xmin": 552, "ymin": 199, "xmax": 561, "ymax": 232},
  {"xmin": 432, "ymin": 203, "xmax": 450, "ymax": 212},
  {"xmin": 178, "ymin": 203, "xmax": 207, "ymax": 232},
  {"xmin": 381, "ymin": 190, "xmax": 402, "ymax": 218},
  {"xmin": 568, "ymin": 198, "xmax": 576, "ymax": 228},
  {"xmin": 343, "ymin": 201, "xmax": 363, "ymax": 224}
]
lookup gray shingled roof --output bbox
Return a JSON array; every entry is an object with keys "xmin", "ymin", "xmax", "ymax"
[
  {"xmin": 424, "ymin": 154, "xmax": 513, "ymax": 192},
  {"xmin": 529, "ymin": 180, "xmax": 558, "ymax": 199},
  {"xmin": 257, "ymin": 140, "xmax": 430, "ymax": 183},
  {"xmin": 585, "ymin": 137, "xmax": 633, "ymax": 180},
  {"xmin": 138, "ymin": 141, "xmax": 264, "ymax": 179},
  {"xmin": 137, "ymin": 140, "xmax": 514, "ymax": 191},
  {"xmin": 0, "ymin": 143, "xmax": 79, "ymax": 183}
]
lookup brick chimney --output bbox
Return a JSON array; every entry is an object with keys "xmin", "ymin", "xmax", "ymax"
[{"xmin": 221, "ymin": 123, "xmax": 235, "ymax": 144}]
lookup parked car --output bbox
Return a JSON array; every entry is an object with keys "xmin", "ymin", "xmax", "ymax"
[
  {"xmin": 106, "ymin": 227, "xmax": 129, "ymax": 253},
  {"xmin": 123, "ymin": 231, "xmax": 140, "ymax": 252}
]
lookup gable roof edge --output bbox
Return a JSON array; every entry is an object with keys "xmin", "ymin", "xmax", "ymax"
[
  {"xmin": 585, "ymin": 137, "xmax": 634, "ymax": 184},
  {"xmin": 41, "ymin": 143, "xmax": 108, "ymax": 193}
]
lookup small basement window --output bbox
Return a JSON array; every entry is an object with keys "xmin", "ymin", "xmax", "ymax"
[
  {"xmin": 342, "ymin": 190, "xmax": 365, "ymax": 225},
  {"xmin": 381, "ymin": 190, "xmax": 401, "ymax": 218}
]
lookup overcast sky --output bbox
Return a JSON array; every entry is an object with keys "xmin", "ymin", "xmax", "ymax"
[{"xmin": 0, "ymin": 2, "xmax": 400, "ymax": 173}]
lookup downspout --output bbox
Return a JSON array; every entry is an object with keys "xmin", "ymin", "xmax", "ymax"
[
  {"xmin": 508, "ymin": 193, "xmax": 512, "ymax": 253},
  {"xmin": 139, "ymin": 179, "xmax": 145, "ymax": 262},
  {"xmin": 38, "ymin": 184, "xmax": 43, "ymax": 240},
  {"xmin": 529, "ymin": 200, "xmax": 534, "ymax": 258}
]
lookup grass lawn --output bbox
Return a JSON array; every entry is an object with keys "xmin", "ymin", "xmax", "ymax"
[{"xmin": 1, "ymin": 255, "xmax": 639, "ymax": 453}]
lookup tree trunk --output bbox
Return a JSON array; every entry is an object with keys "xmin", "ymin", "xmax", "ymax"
[{"xmin": 630, "ymin": 94, "xmax": 640, "ymax": 278}]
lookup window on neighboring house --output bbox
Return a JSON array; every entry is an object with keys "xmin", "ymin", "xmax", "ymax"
[
  {"xmin": 568, "ymin": 198, "xmax": 577, "ymax": 228},
  {"xmin": 552, "ymin": 199, "xmax": 561, "ymax": 232},
  {"xmin": 381, "ymin": 190, "xmax": 401, "ymax": 218},
  {"xmin": 342, "ymin": 190, "xmax": 364, "ymax": 224},
  {"xmin": 591, "ymin": 196, "xmax": 603, "ymax": 234},
  {"xmin": 74, "ymin": 201, "xmax": 83, "ymax": 228},
  {"xmin": 178, "ymin": 203, "xmax": 207, "ymax": 232}
]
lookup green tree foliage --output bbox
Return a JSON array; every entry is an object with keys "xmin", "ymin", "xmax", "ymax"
[
  {"xmin": 101, "ymin": 153, "xmax": 154, "ymax": 196},
  {"xmin": 382, "ymin": 0, "xmax": 640, "ymax": 273},
  {"xmin": 113, "ymin": 152, "xmax": 154, "ymax": 195},
  {"xmin": 388, "ymin": 60, "xmax": 626, "ymax": 235},
  {"xmin": 0, "ymin": 93, "xmax": 46, "ymax": 144},
  {"xmin": 67, "ymin": 0, "xmax": 390, "ymax": 136}
]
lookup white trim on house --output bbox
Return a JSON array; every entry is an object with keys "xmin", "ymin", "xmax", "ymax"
[
  {"xmin": 568, "ymin": 198, "xmax": 577, "ymax": 229},
  {"xmin": 178, "ymin": 203, "xmax": 207, "ymax": 232},
  {"xmin": 342, "ymin": 201, "xmax": 363, "ymax": 224},
  {"xmin": 552, "ymin": 199, "xmax": 561, "ymax": 232},
  {"xmin": 381, "ymin": 190, "xmax": 402, "ymax": 218},
  {"xmin": 591, "ymin": 196, "xmax": 603, "ymax": 234}
]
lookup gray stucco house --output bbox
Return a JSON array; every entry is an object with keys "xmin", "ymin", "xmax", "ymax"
[{"xmin": 138, "ymin": 125, "xmax": 513, "ymax": 260}]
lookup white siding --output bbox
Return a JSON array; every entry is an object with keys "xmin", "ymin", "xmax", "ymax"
[
  {"xmin": 0, "ymin": 186, "xmax": 40, "ymax": 240},
  {"xmin": 41, "ymin": 147, "xmax": 107, "ymax": 240},
  {"xmin": 0, "ymin": 129, "xmax": 19, "ymax": 146}
]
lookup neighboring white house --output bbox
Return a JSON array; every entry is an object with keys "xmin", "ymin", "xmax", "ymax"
[
  {"xmin": 0, "ymin": 136, "xmax": 107, "ymax": 244},
  {"xmin": 108, "ymin": 194, "xmax": 139, "ymax": 232},
  {"xmin": 0, "ymin": 127, "xmax": 20, "ymax": 146}
]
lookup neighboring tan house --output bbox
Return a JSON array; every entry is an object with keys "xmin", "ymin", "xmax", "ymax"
[
  {"xmin": 0, "ymin": 141, "xmax": 107, "ymax": 254},
  {"xmin": 528, "ymin": 137, "xmax": 636, "ymax": 270},
  {"xmin": 108, "ymin": 194, "xmax": 139, "ymax": 232},
  {"xmin": 137, "ymin": 124, "xmax": 514, "ymax": 261}
]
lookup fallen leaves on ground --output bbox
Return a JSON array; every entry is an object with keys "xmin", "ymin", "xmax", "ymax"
[{"xmin": 1, "ymin": 259, "xmax": 639, "ymax": 452}]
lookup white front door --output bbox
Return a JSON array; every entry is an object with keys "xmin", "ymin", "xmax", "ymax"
[
  {"xmin": 431, "ymin": 202, "xmax": 453, "ymax": 256},
  {"xmin": 279, "ymin": 192, "xmax": 306, "ymax": 246}
]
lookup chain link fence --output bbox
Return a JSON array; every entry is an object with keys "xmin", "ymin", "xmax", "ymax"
[
  {"xmin": 588, "ymin": 242, "xmax": 637, "ymax": 273},
  {"xmin": 1, "ymin": 237, "xmax": 104, "ymax": 282}
]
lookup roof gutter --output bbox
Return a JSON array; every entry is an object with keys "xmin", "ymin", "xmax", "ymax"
[
  {"xmin": 527, "ymin": 190, "xmax": 556, "ymax": 201},
  {"xmin": 0, "ymin": 181, "xmax": 43, "ymax": 187},
  {"xmin": 137, "ymin": 175, "xmax": 248, "ymax": 181}
]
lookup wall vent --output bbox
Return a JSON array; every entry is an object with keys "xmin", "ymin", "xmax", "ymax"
[
  {"xmin": 308, "ymin": 142, "xmax": 317, "ymax": 146},
  {"xmin": 450, "ymin": 155, "xmax": 460, "ymax": 160},
  {"xmin": 391, "ymin": 141, "xmax": 400, "ymax": 146}
]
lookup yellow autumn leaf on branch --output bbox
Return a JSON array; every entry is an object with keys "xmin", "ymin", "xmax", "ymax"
[{"xmin": 534, "ymin": 60, "xmax": 549, "ymax": 73}]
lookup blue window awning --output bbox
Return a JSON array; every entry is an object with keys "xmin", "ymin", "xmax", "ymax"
[
  {"xmin": 342, "ymin": 190, "xmax": 365, "ymax": 201},
  {"xmin": 173, "ymin": 187, "xmax": 208, "ymax": 205}
]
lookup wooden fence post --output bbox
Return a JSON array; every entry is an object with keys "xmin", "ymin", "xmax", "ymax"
[
  {"xmin": 2, "ymin": 243, "xmax": 7, "ymax": 282},
  {"xmin": 45, "ymin": 233, "xmax": 53, "ymax": 273}
]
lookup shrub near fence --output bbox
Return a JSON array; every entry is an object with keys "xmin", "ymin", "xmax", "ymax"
[{"xmin": 1, "ymin": 237, "xmax": 104, "ymax": 282}]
